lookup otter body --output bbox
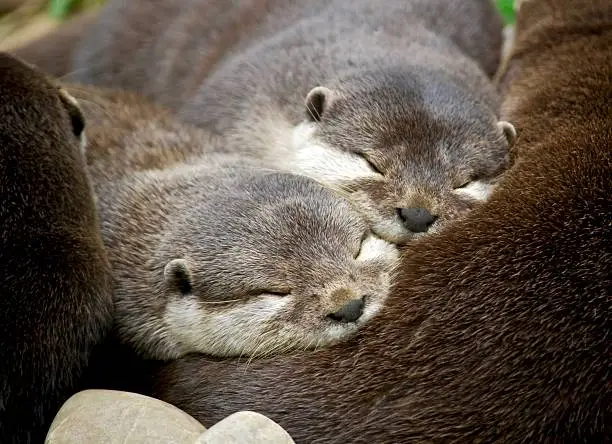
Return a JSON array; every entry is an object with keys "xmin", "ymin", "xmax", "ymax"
[
  {"xmin": 0, "ymin": 54, "xmax": 113, "ymax": 443},
  {"xmin": 63, "ymin": 0, "xmax": 515, "ymax": 244},
  {"xmin": 68, "ymin": 0, "xmax": 504, "ymax": 105},
  {"xmin": 67, "ymin": 87, "xmax": 398, "ymax": 360},
  {"xmin": 130, "ymin": 1, "xmax": 611, "ymax": 442}
]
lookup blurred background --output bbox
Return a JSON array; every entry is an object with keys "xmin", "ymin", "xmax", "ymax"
[{"xmin": 0, "ymin": 0, "xmax": 515, "ymax": 51}]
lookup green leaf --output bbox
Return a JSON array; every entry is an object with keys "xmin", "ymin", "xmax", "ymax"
[
  {"xmin": 496, "ymin": 0, "xmax": 516, "ymax": 25},
  {"xmin": 48, "ymin": 0, "xmax": 78, "ymax": 20}
]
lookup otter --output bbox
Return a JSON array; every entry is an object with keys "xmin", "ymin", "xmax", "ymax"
[
  {"xmin": 116, "ymin": 1, "xmax": 609, "ymax": 442},
  {"xmin": 0, "ymin": 54, "xmax": 113, "ymax": 443},
  {"xmin": 57, "ymin": 0, "xmax": 504, "ymax": 103},
  {"xmin": 63, "ymin": 86, "xmax": 398, "ymax": 360},
  {"xmin": 54, "ymin": 0, "xmax": 516, "ymax": 244},
  {"xmin": 96, "ymin": 165, "xmax": 398, "ymax": 360}
]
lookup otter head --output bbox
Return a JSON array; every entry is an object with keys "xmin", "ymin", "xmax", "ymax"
[
  {"xmin": 290, "ymin": 69, "xmax": 516, "ymax": 244},
  {"xmin": 151, "ymin": 170, "xmax": 398, "ymax": 359},
  {"xmin": 0, "ymin": 53, "xmax": 86, "ymax": 156}
]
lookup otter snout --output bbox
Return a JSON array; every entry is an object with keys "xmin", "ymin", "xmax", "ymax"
[
  {"xmin": 327, "ymin": 297, "xmax": 365, "ymax": 323},
  {"xmin": 398, "ymin": 207, "xmax": 437, "ymax": 233}
]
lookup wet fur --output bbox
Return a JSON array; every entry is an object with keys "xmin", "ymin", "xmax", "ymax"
[
  {"xmin": 0, "ymin": 54, "xmax": 114, "ymax": 443},
  {"xmin": 118, "ymin": 1, "xmax": 612, "ymax": 442}
]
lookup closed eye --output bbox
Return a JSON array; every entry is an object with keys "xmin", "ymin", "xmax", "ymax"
[
  {"xmin": 454, "ymin": 176, "xmax": 478, "ymax": 189},
  {"xmin": 356, "ymin": 152, "xmax": 384, "ymax": 175},
  {"xmin": 266, "ymin": 291, "xmax": 291, "ymax": 297},
  {"xmin": 248, "ymin": 289, "xmax": 291, "ymax": 298}
]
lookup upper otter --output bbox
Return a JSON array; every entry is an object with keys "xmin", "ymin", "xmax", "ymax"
[
  {"xmin": 67, "ymin": 0, "xmax": 515, "ymax": 244},
  {"xmin": 115, "ymin": 1, "xmax": 610, "ymax": 442},
  {"xmin": 70, "ymin": 87, "xmax": 398, "ymax": 360},
  {"xmin": 0, "ymin": 53, "xmax": 113, "ymax": 443}
]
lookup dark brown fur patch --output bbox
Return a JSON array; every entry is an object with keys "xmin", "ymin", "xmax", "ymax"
[{"xmin": 0, "ymin": 53, "xmax": 114, "ymax": 443}]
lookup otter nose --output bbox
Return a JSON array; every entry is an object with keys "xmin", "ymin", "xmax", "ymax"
[
  {"xmin": 399, "ymin": 207, "xmax": 437, "ymax": 233},
  {"xmin": 328, "ymin": 298, "xmax": 364, "ymax": 323}
]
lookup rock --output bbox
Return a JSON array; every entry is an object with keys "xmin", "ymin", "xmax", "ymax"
[
  {"xmin": 45, "ymin": 389, "xmax": 205, "ymax": 444},
  {"xmin": 197, "ymin": 411, "xmax": 295, "ymax": 444}
]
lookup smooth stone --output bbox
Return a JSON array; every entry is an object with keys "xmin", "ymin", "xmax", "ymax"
[
  {"xmin": 45, "ymin": 389, "xmax": 205, "ymax": 444},
  {"xmin": 197, "ymin": 411, "xmax": 295, "ymax": 444}
]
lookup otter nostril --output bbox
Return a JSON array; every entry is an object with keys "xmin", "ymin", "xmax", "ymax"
[
  {"xmin": 398, "ymin": 207, "xmax": 437, "ymax": 233},
  {"xmin": 327, "ymin": 298, "xmax": 364, "ymax": 323}
]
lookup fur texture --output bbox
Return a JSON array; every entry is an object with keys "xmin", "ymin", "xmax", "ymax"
[
  {"xmin": 0, "ymin": 54, "xmax": 113, "ymax": 444},
  {"xmin": 68, "ymin": 0, "xmax": 504, "ymax": 106},
  {"xmin": 68, "ymin": 0, "xmax": 514, "ymax": 244},
  {"xmin": 122, "ymin": 1, "xmax": 611, "ymax": 442},
  {"xmin": 74, "ymin": 88, "xmax": 398, "ymax": 360}
]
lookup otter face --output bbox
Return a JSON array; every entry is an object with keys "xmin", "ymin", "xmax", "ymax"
[
  {"xmin": 289, "ymin": 75, "xmax": 516, "ymax": 244},
  {"xmin": 158, "ymin": 172, "xmax": 399, "ymax": 359}
]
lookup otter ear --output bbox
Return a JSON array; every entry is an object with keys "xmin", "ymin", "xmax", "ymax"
[
  {"xmin": 59, "ymin": 88, "xmax": 86, "ymax": 139},
  {"xmin": 164, "ymin": 259, "xmax": 193, "ymax": 295},
  {"xmin": 305, "ymin": 86, "xmax": 335, "ymax": 122},
  {"xmin": 498, "ymin": 120, "xmax": 517, "ymax": 147}
]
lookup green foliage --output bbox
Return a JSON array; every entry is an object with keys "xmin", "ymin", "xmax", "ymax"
[
  {"xmin": 46, "ymin": 0, "xmax": 515, "ymax": 24},
  {"xmin": 47, "ymin": 0, "xmax": 75, "ymax": 19},
  {"xmin": 47, "ymin": 0, "xmax": 105, "ymax": 20},
  {"xmin": 496, "ymin": 0, "xmax": 516, "ymax": 24}
]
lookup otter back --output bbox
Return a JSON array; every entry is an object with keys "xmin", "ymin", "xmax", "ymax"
[{"xmin": 67, "ymin": 0, "xmax": 503, "ymax": 109}]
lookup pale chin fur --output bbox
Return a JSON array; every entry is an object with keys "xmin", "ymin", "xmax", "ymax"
[
  {"xmin": 356, "ymin": 233, "xmax": 400, "ymax": 263},
  {"xmin": 162, "ymin": 291, "xmax": 384, "ymax": 359},
  {"xmin": 453, "ymin": 180, "xmax": 495, "ymax": 202},
  {"xmin": 163, "ymin": 295, "xmax": 292, "ymax": 359},
  {"xmin": 289, "ymin": 122, "xmax": 379, "ymax": 185},
  {"xmin": 289, "ymin": 123, "xmax": 413, "ymax": 243}
]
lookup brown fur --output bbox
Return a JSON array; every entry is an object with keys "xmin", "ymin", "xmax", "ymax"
[
  {"xmin": 116, "ymin": 1, "xmax": 611, "ymax": 442},
  {"xmin": 64, "ymin": 85, "xmax": 222, "ymax": 180},
  {"xmin": 0, "ymin": 53, "xmax": 114, "ymax": 443}
]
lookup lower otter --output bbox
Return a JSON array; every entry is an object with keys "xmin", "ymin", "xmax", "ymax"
[
  {"xmin": 66, "ymin": 86, "xmax": 398, "ymax": 360},
  {"xmin": 0, "ymin": 54, "xmax": 113, "ymax": 443},
  {"xmin": 123, "ymin": 1, "xmax": 609, "ymax": 442},
  {"xmin": 95, "ymin": 164, "xmax": 398, "ymax": 360},
  {"xmin": 66, "ymin": 0, "xmax": 515, "ymax": 244}
]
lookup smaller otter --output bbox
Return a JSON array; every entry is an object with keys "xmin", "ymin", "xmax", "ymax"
[
  {"xmin": 93, "ymin": 163, "xmax": 398, "ymax": 360},
  {"xmin": 0, "ymin": 53, "xmax": 113, "ymax": 443}
]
